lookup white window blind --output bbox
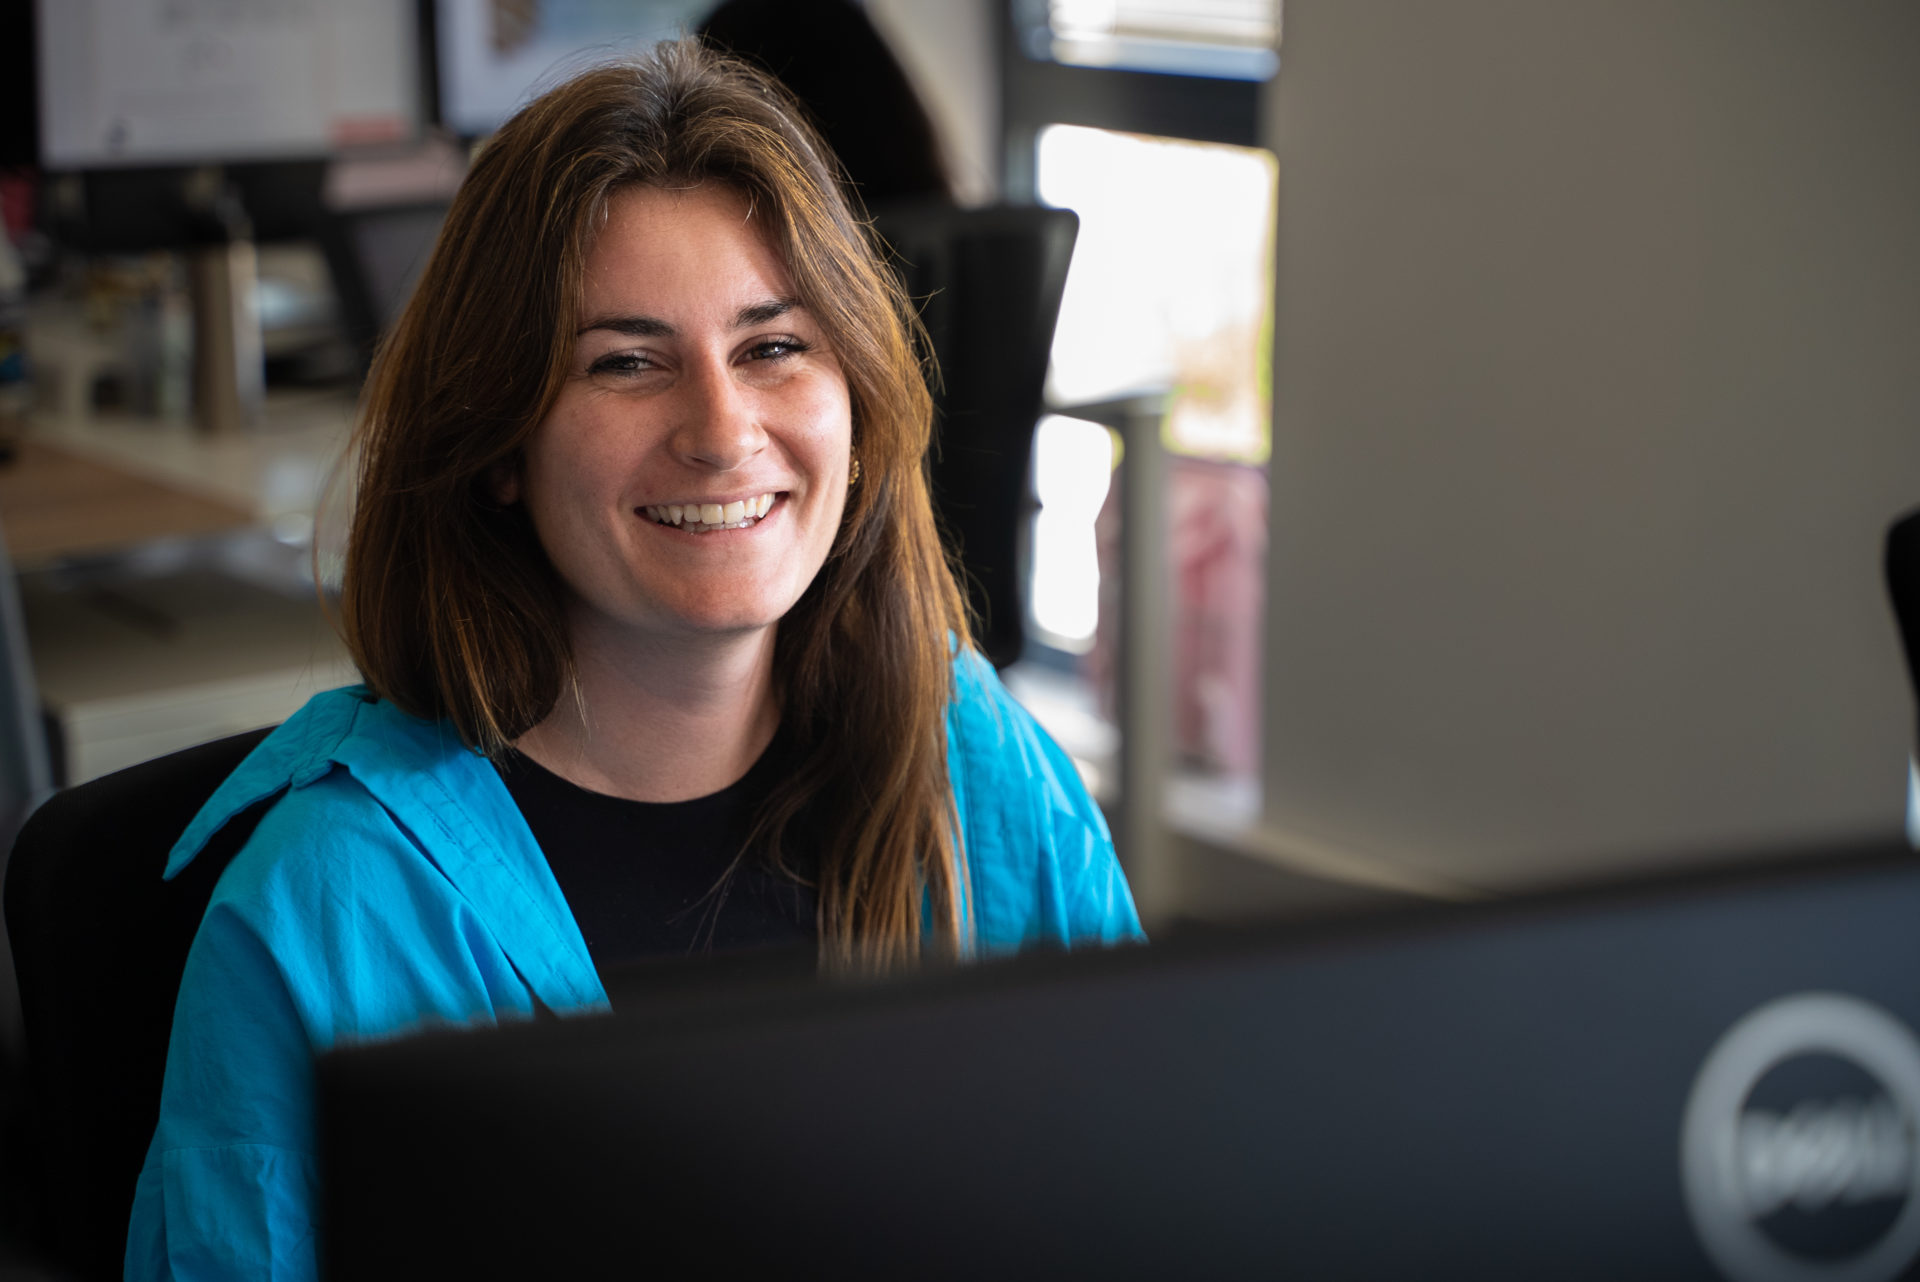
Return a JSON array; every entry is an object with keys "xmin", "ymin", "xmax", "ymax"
[{"xmin": 1042, "ymin": 0, "xmax": 1280, "ymax": 79}]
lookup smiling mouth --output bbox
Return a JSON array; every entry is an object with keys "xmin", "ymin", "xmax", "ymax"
[{"xmin": 641, "ymin": 492, "xmax": 779, "ymax": 533}]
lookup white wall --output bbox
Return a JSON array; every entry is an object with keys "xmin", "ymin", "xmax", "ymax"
[
  {"xmin": 865, "ymin": 0, "xmax": 1000, "ymax": 205},
  {"xmin": 1260, "ymin": 1, "xmax": 1920, "ymax": 893}
]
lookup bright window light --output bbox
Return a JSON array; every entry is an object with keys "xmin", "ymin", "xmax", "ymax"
[
  {"xmin": 1037, "ymin": 124, "xmax": 1276, "ymax": 462},
  {"xmin": 1029, "ymin": 414, "xmax": 1116, "ymax": 650},
  {"xmin": 1040, "ymin": 0, "xmax": 1281, "ymax": 80}
]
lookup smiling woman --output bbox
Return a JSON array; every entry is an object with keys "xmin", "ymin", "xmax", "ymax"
[{"xmin": 124, "ymin": 38, "xmax": 1140, "ymax": 1282}]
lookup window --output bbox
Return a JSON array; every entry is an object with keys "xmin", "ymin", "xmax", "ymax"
[
  {"xmin": 1027, "ymin": 0, "xmax": 1279, "ymax": 81},
  {"xmin": 1004, "ymin": 2, "xmax": 1276, "ymax": 804}
]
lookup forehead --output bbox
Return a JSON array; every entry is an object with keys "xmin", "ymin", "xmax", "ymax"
[{"xmin": 580, "ymin": 182, "xmax": 794, "ymax": 315}]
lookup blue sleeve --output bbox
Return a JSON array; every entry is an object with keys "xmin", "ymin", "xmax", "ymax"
[
  {"xmin": 125, "ymin": 895, "xmax": 321, "ymax": 1281},
  {"xmin": 1026, "ymin": 702, "xmax": 1144, "ymax": 947},
  {"xmin": 948, "ymin": 652, "xmax": 1144, "ymax": 952}
]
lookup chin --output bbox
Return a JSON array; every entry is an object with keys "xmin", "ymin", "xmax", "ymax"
[
  {"xmin": 574, "ymin": 571, "xmax": 815, "ymax": 642},
  {"xmin": 653, "ymin": 597, "xmax": 795, "ymax": 638},
  {"xmin": 675, "ymin": 613, "xmax": 784, "ymax": 638}
]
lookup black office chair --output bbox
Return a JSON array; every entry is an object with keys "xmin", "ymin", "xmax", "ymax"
[
  {"xmin": 0, "ymin": 531, "xmax": 51, "ymax": 857},
  {"xmin": 1889, "ymin": 506, "xmax": 1920, "ymax": 751},
  {"xmin": 0, "ymin": 528, "xmax": 53, "ymax": 1056},
  {"xmin": 315, "ymin": 200, "xmax": 450, "ymax": 374},
  {"xmin": 3, "ymin": 727, "xmax": 274, "ymax": 1281},
  {"xmin": 0, "ymin": 529, "xmax": 54, "ymax": 1271},
  {"xmin": 873, "ymin": 204, "xmax": 1079, "ymax": 668}
]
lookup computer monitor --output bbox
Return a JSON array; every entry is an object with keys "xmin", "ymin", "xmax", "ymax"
[
  {"xmin": 434, "ymin": 0, "xmax": 713, "ymax": 139},
  {"xmin": 31, "ymin": 0, "xmax": 434, "ymax": 388},
  {"xmin": 318, "ymin": 836, "xmax": 1920, "ymax": 1281},
  {"xmin": 35, "ymin": 0, "xmax": 421, "ymax": 170}
]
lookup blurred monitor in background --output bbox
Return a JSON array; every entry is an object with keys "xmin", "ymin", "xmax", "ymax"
[
  {"xmin": 435, "ymin": 0, "xmax": 714, "ymax": 139},
  {"xmin": 32, "ymin": 0, "xmax": 434, "ymax": 389},
  {"xmin": 36, "ymin": 0, "xmax": 419, "ymax": 169}
]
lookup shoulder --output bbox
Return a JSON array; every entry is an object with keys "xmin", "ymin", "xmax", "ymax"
[
  {"xmin": 131, "ymin": 691, "xmax": 593, "ymax": 1278},
  {"xmin": 168, "ymin": 686, "xmax": 489, "ymax": 876},
  {"xmin": 945, "ymin": 652, "xmax": 1100, "ymax": 840},
  {"xmin": 945, "ymin": 652, "xmax": 1144, "ymax": 953},
  {"xmin": 132, "ymin": 697, "xmax": 508, "ymax": 1282},
  {"xmin": 185, "ymin": 713, "xmax": 525, "ymax": 1046},
  {"xmin": 171, "ymin": 689, "xmax": 484, "ymax": 963},
  {"xmin": 171, "ymin": 685, "xmax": 600, "ymax": 1042}
]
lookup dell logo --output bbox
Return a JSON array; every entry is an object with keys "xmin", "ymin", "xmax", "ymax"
[
  {"xmin": 1682, "ymin": 993, "xmax": 1920, "ymax": 1282},
  {"xmin": 1737, "ymin": 1094, "xmax": 1912, "ymax": 1220}
]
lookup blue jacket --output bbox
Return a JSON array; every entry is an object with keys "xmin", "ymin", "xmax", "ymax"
[{"xmin": 125, "ymin": 655, "xmax": 1140, "ymax": 1280}]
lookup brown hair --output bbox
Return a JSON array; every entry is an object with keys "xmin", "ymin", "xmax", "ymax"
[{"xmin": 340, "ymin": 40, "xmax": 971, "ymax": 969}]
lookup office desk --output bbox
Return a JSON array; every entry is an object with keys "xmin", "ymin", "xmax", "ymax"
[
  {"xmin": 0, "ymin": 438, "xmax": 255, "ymax": 568},
  {"xmin": 2, "ymin": 395, "xmax": 359, "ymax": 782},
  {"xmin": 10, "ymin": 390, "xmax": 356, "ymax": 554}
]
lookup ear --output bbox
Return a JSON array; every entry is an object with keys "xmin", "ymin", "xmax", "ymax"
[{"xmin": 488, "ymin": 460, "xmax": 521, "ymax": 507}]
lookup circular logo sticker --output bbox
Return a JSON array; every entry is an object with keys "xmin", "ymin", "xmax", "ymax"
[{"xmin": 1681, "ymin": 993, "xmax": 1920, "ymax": 1282}]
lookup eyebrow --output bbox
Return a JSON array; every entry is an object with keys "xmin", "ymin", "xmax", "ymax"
[{"xmin": 577, "ymin": 296, "xmax": 800, "ymax": 338}]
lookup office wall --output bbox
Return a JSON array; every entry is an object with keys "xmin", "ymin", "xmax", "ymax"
[
  {"xmin": 866, "ymin": 0, "xmax": 999, "ymax": 205},
  {"xmin": 1260, "ymin": 1, "xmax": 1920, "ymax": 892}
]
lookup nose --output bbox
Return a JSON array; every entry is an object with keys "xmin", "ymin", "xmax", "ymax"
[{"xmin": 670, "ymin": 353, "xmax": 767, "ymax": 472}]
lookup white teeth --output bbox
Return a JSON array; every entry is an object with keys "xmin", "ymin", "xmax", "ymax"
[{"xmin": 645, "ymin": 492, "xmax": 778, "ymax": 531}]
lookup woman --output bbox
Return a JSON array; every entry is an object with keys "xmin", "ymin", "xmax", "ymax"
[{"xmin": 126, "ymin": 40, "xmax": 1138, "ymax": 1280}]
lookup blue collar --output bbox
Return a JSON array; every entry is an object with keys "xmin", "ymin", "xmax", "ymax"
[{"xmin": 168, "ymin": 688, "xmax": 606, "ymax": 1013}]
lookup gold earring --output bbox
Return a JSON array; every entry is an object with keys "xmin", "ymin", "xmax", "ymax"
[{"xmin": 848, "ymin": 452, "xmax": 862, "ymax": 487}]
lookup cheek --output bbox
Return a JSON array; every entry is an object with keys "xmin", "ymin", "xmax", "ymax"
[
  {"xmin": 807, "ymin": 448, "xmax": 854, "ymax": 565},
  {"xmin": 525, "ymin": 408, "xmax": 623, "ymax": 502},
  {"xmin": 799, "ymin": 378, "xmax": 854, "ymax": 472},
  {"xmin": 519, "ymin": 418, "xmax": 616, "ymax": 553}
]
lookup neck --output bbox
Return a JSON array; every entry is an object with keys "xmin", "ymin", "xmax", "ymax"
[{"xmin": 513, "ymin": 613, "xmax": 780, "ymax": 803}]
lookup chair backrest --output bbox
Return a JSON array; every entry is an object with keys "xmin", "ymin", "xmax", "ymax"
[
  {"xmin": 0, "ymin": 528, "xmax": 51, "ymax": 853},
  {"xmin": 1889, "ymin": 506, "xmax": 1920, "ymax": 748},
  {"xmin": 0, "ymin": 527, "xmax": 53, "ymax": 1059},
  {"xmin": 872, "ymin": 204, "xmax": 1079, "ymax": 668},
  {"xmin": 314, "ymin": 199, "xmax": 450, "ymax": 372},
  {"xmin": 3, "ymin": 727, "xmax": 273, "ymax": 1281}
]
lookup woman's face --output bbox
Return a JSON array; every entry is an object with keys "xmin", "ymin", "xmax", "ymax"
[{"xmin": 509, "ymin": 182, "xmax": 853, "ymax": 647}]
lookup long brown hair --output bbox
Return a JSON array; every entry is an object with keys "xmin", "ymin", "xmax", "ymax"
[{"xmin": 340, "ymin": 40, "xmax": 972, "ymax": 969}]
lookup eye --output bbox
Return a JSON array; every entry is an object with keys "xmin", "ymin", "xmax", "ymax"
[
  {"xmin": 587, "ymin": 351, "xmax": 656, "ymax": 377},
  {"xmin": 745, "ymin": 336, "xmax": 812, "ymax": 362}
]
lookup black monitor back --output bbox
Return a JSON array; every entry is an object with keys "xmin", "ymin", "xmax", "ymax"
[{"xmin": 318, "ymin": 839, "xmax": 1920, "ymax": 1281}]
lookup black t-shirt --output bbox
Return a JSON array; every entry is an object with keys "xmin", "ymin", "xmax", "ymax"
[{"xmin": 495, "ymin": 735, "xmax": 818, "ymax": 975}]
